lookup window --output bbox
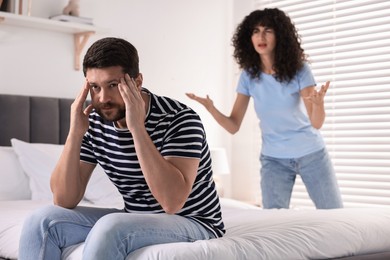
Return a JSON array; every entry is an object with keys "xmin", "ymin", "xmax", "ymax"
[{"xmin": 255, "ymin": 0, "xmax": 390, "ymax": 207}]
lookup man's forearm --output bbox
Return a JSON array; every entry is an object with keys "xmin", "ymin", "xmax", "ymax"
[
  {"xmin": 131, "ymin": 127, "xmax": 195, "ymax": 214},
  {"xmin": 50, "ymin": 136, "xmax": 86, "ymax": 208}
]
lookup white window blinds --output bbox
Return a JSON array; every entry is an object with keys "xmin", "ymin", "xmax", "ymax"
[{"xmin": 256, "ymin": 0, "xmax": 390, "ymax": 208}]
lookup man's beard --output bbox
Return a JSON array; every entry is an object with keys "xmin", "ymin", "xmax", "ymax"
[{"xmin": 94, "ymin": 101, "xmax": 126, "ymax": 122}]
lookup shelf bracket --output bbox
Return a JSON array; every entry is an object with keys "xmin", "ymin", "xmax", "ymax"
[{"xmin": 74, "ymin": 32, "xmax": 94, "ymax": 71}]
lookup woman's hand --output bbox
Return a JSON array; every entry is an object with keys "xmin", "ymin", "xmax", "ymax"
[
  {"xmin": 301, "ymin": 81, "xmax": 330, "ymax": 129},
  {"xmin": 303, "ymin": 81, "xmax": 329, "ymax": 105},
  {"xmin": 186, "ymin": 92, "xmax": 250, "ymax": 134},
  {"xmin": 185, "ymin": 93, "xmax": 214, "ymax": 111}
]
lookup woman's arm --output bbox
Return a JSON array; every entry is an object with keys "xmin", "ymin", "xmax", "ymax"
[
  {"xmin": 186, "ymin": 93, "xmax": 250, "ymax": 134},
  {"xmin": 301, "ymin": 81, "xmax": 330, "ymax": 129}
]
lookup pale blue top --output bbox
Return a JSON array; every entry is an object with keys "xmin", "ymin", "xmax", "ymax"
[{"xmin": 236, "ymin": 63, "xmax": 325, "ymax": 158}]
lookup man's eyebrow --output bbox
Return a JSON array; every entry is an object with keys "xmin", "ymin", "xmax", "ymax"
[
  {"xmin": 107, "ymin": 79, "xmax": 121, "ymax": 84},
  {"xmin": 88, "ymin": 79, "xmax": 121, "ymax": 86}
]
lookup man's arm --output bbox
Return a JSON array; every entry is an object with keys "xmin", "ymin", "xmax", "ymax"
[
  {"xmin": 118, "ymin": 75, "xmax": 199, "ymax": 214},
  {"xmin": 50, "ymin": 82, "xmax": 94, "ymax": 208},
  {"xmin": 50, "ymin": 143, "xmax": 95, "ymax": 208},
  {"xmin": 132, "ymin": 126, "xmax": 199, "ymax": 214}
]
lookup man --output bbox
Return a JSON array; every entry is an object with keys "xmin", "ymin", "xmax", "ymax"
[{"xmin": 18, "ymin": 37, "xmax": 225, "ymax": 260}]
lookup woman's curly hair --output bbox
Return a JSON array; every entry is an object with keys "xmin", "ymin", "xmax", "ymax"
[{"xmin": 232, "ymin": 8, "xmax": 306, "ymax": 82}]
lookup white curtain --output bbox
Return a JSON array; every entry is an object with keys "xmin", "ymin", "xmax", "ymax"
[{"xmin": 255, "ymin": 0, "xmax": 390, "ymax": 208}]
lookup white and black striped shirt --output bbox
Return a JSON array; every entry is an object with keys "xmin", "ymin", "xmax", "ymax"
[{"xmin": 80, "ymin": 88, "xmax": 225, "ymax": 238}]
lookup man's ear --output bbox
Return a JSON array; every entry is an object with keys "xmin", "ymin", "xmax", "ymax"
[{"xmin": 135, "ymin": 73, "xmax": 143, "ymax": 90}]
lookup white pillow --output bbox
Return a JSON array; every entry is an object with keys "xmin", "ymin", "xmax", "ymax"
[
  {"xmin": 11, "ymin": 139, "xmax": 63, "ymax": 200},
  {"xmin": 85, "ymin": 164, "xmax": 123, "ymax": 206},
  {"xmin": 0, "ymin": 147, "xmax": 31, "ymax": 200},
  {"xmin": 10, "ymin": 138, "xmax": 122, "ymax": 206}
]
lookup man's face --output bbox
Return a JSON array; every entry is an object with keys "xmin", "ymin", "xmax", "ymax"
[{"xmin": 86, "ymin": 66, "xmax": 126, "ymax": 123}]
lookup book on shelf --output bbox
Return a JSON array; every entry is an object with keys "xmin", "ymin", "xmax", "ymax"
[{"xmin": 49, "ymin": 14, "xmax": 93, "ymax": 25}]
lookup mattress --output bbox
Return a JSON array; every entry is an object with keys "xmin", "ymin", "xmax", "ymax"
[{"xmin": 1, "ymin": 199, "xmax": 390, "ymax": 260}]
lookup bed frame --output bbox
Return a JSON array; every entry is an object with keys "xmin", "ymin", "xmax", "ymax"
[{"xmin": 0, "ymin": 94, "xmax": 73, "ymax": 146}]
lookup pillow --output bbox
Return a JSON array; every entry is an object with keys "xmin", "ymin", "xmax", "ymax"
[
  {"xmin": 10, "ymin": 138, "xmax": 122, "ymax": 205},
  {"xmin": 11, "ymin": 139, "xmax": 64, "ymax": 200},
  {"xmin": 84, "ymin": 164, "xmax": 123, "ymax": 206},
  {"xmin": 0, "ymin": 147, "xmax": 31, "ymax": 200}
]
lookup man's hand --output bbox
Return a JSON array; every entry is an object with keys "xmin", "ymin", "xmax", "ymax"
[
  {"xmin": 118, "ymin": 74, "xmax": 146, "ymax": 132},
  {"xmin": 51, "ymin": 81, "xmax": 95, "ymax": 208},
  {"xmin": 69, "ymin": 81, "xmax": 94, "ymax": 139}
]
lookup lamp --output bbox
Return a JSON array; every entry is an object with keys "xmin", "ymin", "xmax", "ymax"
[{"xmin": 210, "ymin": 147, "xmax": 230, "ymax": 197}]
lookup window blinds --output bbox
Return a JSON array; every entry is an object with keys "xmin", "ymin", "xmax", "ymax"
[{"xmin": 255, "ymin": 0, "xmax": 390, "ymax": 208}]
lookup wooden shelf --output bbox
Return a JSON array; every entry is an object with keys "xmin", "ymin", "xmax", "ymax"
[{"xmin": 0, "ymin": 11, "xmax": 105, "ymax": 70}]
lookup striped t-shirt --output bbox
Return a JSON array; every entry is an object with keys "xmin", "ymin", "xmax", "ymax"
[{"xmin": 80, "ymin": 88, "xmax": 225, "ymax": 238}]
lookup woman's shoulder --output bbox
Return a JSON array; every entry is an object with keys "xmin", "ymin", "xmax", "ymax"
[
  {"xmin": 240, "ymin": 69, "xmax": 251, "ymax": 77},
  {"xmin": 295, "ymin": 62, "xmax": 314, "ymax": 78},
  {"xmin": 239, "ymin": 69, "xmax": 259, "ymax": 82},
  {"xmin": 300, "ymin": 62, "xmax": 312, "ymax": 73}
]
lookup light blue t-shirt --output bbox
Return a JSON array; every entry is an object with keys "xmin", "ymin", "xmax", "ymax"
[{"xmin": 236, "ymin": 63, "xmax": 325, "ymax": 158}]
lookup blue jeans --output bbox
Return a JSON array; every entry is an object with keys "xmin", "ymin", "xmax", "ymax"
[
  {"xmin": 260, "ymin": 148, "xmax": 343, "ymax": 209},
  {"xmin": 18, "ymin": 205, "xmax": 213, "ymax": 260}
]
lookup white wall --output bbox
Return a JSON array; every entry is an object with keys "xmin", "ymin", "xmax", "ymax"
[
  {"xmin": 0, "ymin": 0, "xmax": 257, "ymax": 201},
  {"xmin": 227, "ymin": 0, "xmax": 261, "ymax": 203},
  {"xmin": 0, "ymin": 0, "xmax": 232, "ymax": 144}
]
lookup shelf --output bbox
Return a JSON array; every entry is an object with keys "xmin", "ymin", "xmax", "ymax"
[
  {"xmin": 0, "ymin": 11, "xmax": 99, "ymax": 33},
  {"xmin": 0, "ymin": 11, "xmax": 104, "ymax": 70}
]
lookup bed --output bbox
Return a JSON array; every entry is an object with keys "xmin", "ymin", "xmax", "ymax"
[{"xmin": 1, "ymin": 94, "xmax": 390, "ymax": 260}]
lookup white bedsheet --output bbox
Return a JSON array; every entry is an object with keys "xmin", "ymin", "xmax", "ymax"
[{"xmin": 1, "ymin": 199, "xmax": 390, "ymax": 260}]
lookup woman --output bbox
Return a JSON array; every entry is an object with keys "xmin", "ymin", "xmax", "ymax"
[{"xmin": 186, "ymin": 8, "xmax": 343, "ymax": 209}]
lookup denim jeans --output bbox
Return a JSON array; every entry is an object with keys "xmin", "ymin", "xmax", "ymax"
[
  {"xmin": 260, "ymin": 148, "xmax": 343, "ymax": 209},
  {"xmin": 18, "ymin": 205, "xmax": 213, "ymax": 260}
]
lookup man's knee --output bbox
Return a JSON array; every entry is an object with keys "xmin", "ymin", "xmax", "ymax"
[{"xmin": 24, "ymin": 205, "xmax": 65, "ymax": 231}]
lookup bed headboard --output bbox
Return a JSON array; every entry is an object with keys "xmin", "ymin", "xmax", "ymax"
[{"xmin": 0, "ymin": 94, "xmax": 74, "ymax": 146}]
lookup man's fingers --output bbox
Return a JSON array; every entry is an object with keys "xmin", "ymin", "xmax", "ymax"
[
  {"xmin": 118, "ymin": 77, "xmax": 131, "ymax": 96},
  {"xmin": 123, "ymin": 74, "xmax": 142, "ymax": 99},
  {"xmin": 74, "ymin": 81, "xmax": 90, "ymax": 109},
  {"xmin": 124, "ymin": 74, "xmax": 137, "ymax": 90},
  {"xmin": 83, "ymin": 104, "xmax": 94, "ymax": 116}
]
